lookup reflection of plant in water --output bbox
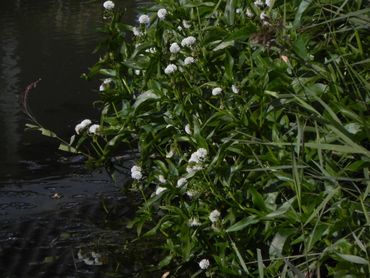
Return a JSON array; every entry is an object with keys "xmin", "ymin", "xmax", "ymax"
[{"xmin": 26, "ymin": 0, "xmax": 370, "ymax": 276}]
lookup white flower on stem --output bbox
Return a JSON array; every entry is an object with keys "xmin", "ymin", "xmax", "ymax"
[
  {"xmin": 231, "ymin": 84, "xmax": 239, "ymax": 94},
  {"xmin": 103, "ymin": 1, "xmax": 115, "ymax": 10},
  {"xmin": 166, "ymin": 149, "xmax": 174, "ymax": 158},
  {"xmin": 246, "ymin": 8, "xmax": 254, "ymax": 18},
  {"xmin": 177, "ymin": 26, "xmax": 183, "ymax": 31},
  {"xmin": 188, "ymin": 217, "xmax": 201, "ymax": 227},
  {"xmin": 99, "ymin": 78, "xmax": 112, "ymax": 91},
  {"xmin": 176, "ymin": 177, "xmax": 187, "ymax": 188},
  {"xmin": 132, "ymin": 27, "xmax": 143, "ymax": 37},
  {"xmin": 169, "ymin": 42, "xmax": 181, "ymax": 53},
  {"xmin": 265, "ymin": 0, "xmax": 272, "ymax": 7},
  {"xmin": 157, "ymin": 8, "xmax": 167, "ymax": 20},
  {"xmin": 254, "ymin": 0, "xmax": 264, "ymax": 7},
  {"xmin": 89, "ymin": 124, "xmax": 100, "ymax": 134},
  {"xmin": 212, "ymin": 87, "xmax": 222, "ymax": 96},
  {"xmin": 158, "ymin": 175, "xmax": 166, "ymax": 184},
  {"xmin": 199, "ymin": 259, "xmax": 210, "ymax": 270},
  {"xmin": 184, "ymin": 56, "xmax": 195, "ymax": 65},
  {"xmin": 131, "ymin": 165, "xmax": 143, "ymax": 180},
  {"xmin": 186, "ymin": 164, "xmax": 203, "ymax": 174},
  {"xmin": 186, "ymin": 190, "xmax": 197, "ymax": 198},
  {"xmin": 138, "ymin": 14, "xmax": 150, "ymax": 24},
  {"xmin": 189, "ymin": 148, "xmax": 208, "ymax": 163},
  {"xmin": 185, "ymin": 124, "xmax": 191, "ymax": 135},
  {"xmin": 164, "ymin": 64, "xmax": 177, "ymax": 74},
  {"xmin": 182, "ymin": 20, "xmax": 191, "ymax": 29},
  {"xmin": 181, "ymin": 36, "xmax": 196, "ymax": 47},
  {"xmin": 260, "ymin": 11, "xmax": 268, "ymax": 21},
  {"xmin": 134, "ymin": 70, "xmax": 141, "ymax": 75},
  {"xmin": 345, "ymin": 123, "xmax": 361, "ymax": 134},
  {"xmin": 75, "ymin": 119, "xmax": 92, "ymax": 134},
  {"xmin": 236, "ymin": 8, "xmax": 242, "ymax": 14},
  {"xmin": 209, "ymin": 209, "xmax": 221, "ymax": 223},
  {"xmin": 155, "ymin": 186, "xmax": 167, "ymax": 195}
]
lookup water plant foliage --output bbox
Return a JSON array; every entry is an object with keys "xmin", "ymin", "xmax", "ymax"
[{"xmin": 30, "ymin": 0, "xmax": 370, "ymax": 276}]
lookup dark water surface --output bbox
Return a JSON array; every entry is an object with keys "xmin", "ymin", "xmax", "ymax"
[{"xmin": 0, "ymin": 0, "xmax": 153, "ymax": 276}]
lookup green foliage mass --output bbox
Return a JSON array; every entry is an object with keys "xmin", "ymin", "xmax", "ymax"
[{"xmin": 50, "ymin": 0, "xmax": 370, "ymax": 276}]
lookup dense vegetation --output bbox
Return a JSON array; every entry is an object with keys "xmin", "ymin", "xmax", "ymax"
[{"xmin": 29, "ymin": 0, "xmax": 370, "ymax": 276}]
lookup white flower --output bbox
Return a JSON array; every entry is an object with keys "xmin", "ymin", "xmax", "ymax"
[
  {"xmin": 182, "ymin": 20, "xmax": 191, "ymax": 29},
  {"xmin": 135, "ymin": 70, "xmax": 141, "ymax": 75},
  {"xmin": 231, "ymin": 84, "xmax": 239, "ymax": 94},
  {"xmin": 181, "ymin": 36, "xmax": 196, "ymax": 47},
  {"xmin": 89, "ymin": 124, "xmax": 100, "ymax": 134},
  {"xmin": 99, "ymin": 78, "xmax": 112, "ymax": 91},
  {"xmin": 246, "ymin": 8, "xmax": 254, "ymax": 18},
  {"xmin": 186, "ymin": 164, "xmax": 203, "ymax": 174},
  {"xmin": 199, "ymin": 259, "xmax": 210, "ymax": 270},
  {"xmin": 145, "ymin": 47, "xmax": 157, "ymax": 53},
  {"xmin": 75, "ymin": 119, "xmax": 92, "ymax": 134},
  {"xmin": 164, "ymin": 64, "xmax": 177, "ymax": 74},
  {"xmin": 212, "ymin": 87, "xmax": 222, "ymax": 96},
  {"xmin": 83, "ymin": 258, "xmax": 95, "ymax": 265},
  {"xmin": 260, "ymin": 11, "xmax": 268, "ymax": 21},
  {"xmin": 189, "ymin": 148, "xmax": 207, "ymax": 164},
  {"xmin": 103, "ymin": 1, "xmax": 115, "ymax": 10},
  {"xmin": 158, "ymin": 175, "xmax": 166, "ymax": 184},
  {"xmin": 209, "ymin": 209, "xmax": 221, "ymax": 223},
  {"xmin": 254, "ymin": 0, "xmax": 264, "ymax": 7},
  {"xmin": 177, "ymin": 26, "xmax": 183, "ymax": 31},
  {"xmin": 185, "ymin": 124, "xmax": 191, "ymax": 135},
  {"xmin": 345, "ymin": 123, "xmax": 361, "ymax": 134},
  {"xmin": 188, "ymin": 217, "xmax": 201, "ymax": 227},
  {"xmin": 176, "ymin": 177, "xmax": 187, "ymax": 188},
  {"xmin": 132, "ymin": 27, "xmax": 143, "ymax": 37},
  {"xmin": 138, "ymin": 14, "xmax": 150, "ymax": 24},
  {"xmin": 265, "ymin": 0, "xmax": 272, "ymax": 7},
  {"xmin": 166, "ymin": 149, "xmax": 174, "ymax": 158},
  {"xmin": 184, "ymin": 56, "xmax": 195, "ymax": 65},
  {"xmin": 155, "ymin": 186, "xmax": 167, "ymax": 195},
  {"xmin": 131, "ymin": 165, "xmax": 142, "ymax": 180},
  {"xmin": 186, "ymin": 190, "xmax": 197, "ymax": 198},
  {"xmin": 236, "ymin": 8, "xmax": 242, "ymax": 14},
  {"xmin": 169, "ymin": 42, "xmax": 181, "ymax": 53},
  {"xmin": 157, "ymin": 8, "xmax": 167, "ymax": 20}
]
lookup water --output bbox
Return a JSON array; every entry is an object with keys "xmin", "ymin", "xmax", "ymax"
[{"xmin": 0, "ymin": 0, "xmax": 153, "ymax": 276}]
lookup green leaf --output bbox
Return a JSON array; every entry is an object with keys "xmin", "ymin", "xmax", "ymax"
[
  {"xmin": 133, "ymin": 91, "xmax": 160, "ymax": 110},
  {"xmin": 226, "ymin": 216, "xmax": 259, "ymax": 232},
  {"xmin": 293, "ymin": 0, "xmax": 313, "ymax": 28},
  {"xmin": 213, "ymin": 40, "xmax": 235, "ymax": 51},
  {"xmin": 336, "ymin": 253, "xmax": 369, "ymax": 265}
]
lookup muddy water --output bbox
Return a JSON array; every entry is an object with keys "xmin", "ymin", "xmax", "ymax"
[{"xmin": 0, "ymin": 0, "xmax": 152, "ymax": 276}]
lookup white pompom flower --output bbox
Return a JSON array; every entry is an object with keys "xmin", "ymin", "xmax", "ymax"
[
  {"xmin": 169, "ymin": 42, "xmax": 181, "ymax": 53},
  {"xmin": 231, "ymin": 84, "xmax": 239, "ymax": 94},
  {"xmin": 254, "ymin": 0, "xmax": 264, "ymax": 7},
  {"xmin": 164, "ymin": 64, "xmax": 177, "ymax": 74},
  {"xmin": 184, "ymin": 124, "xmax": 191, "ymax": 135},
  {"xmin": 246, "ymin": 8, "xmax": 254, "ymax": 18},
  {"xmin": 103, "ymin": 1, "xmax": 115, "ymax": 10},
  {"xmin": 181, "ymin": 36, "xmax": 196, "ymax": 47},
  {"xmin": 132, "ymin": 27, "xmax": 143, "ymax": 37},
  {"xmin": 131, "ymin": 165, "xmax": 143, "ymax": 180},
  {"xmin": 212, "ymin": 87, "xmax": 222, "ymax": 96},
  {"xmin": 209, "ymin": 209, "xmax": 221, "ymax": 223},
  {"xmin": 89, "ymin": 124, "xmax": 100, "ymax": 134},
  {"xmin": 75, "ymin": 119, "xmax": 92, "ymax": 134},
  {"xmin": 266, "ymin": 0, "xmax": 272, "ymax": 7},
  {"xmin": 157, "ymin": 8, "xmax": 167, "ymax": 20},
  {"xmin": 138, "ymin": 14, "xmax": 150, "ymax": 24},
  {"xmin": 184, "ymin": 56, "xmax": 195, "ymax": 65},
  {"xmin": 182, "ymin": 20, "xmax": 191, "ymax": 29},
  {"xmin": 199, "ymin": 259, "xmax": 210, "ymax": 270}
]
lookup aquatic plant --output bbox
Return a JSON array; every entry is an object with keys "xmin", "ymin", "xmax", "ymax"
[{"xmin": 28, "ymin": 0, "xmax": 370, "ymax": 276}]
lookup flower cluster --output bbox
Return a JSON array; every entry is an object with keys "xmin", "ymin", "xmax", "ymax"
[
  {"xmin": 131, "ymin": 165, "xmax": 143, "ymax": 180},
  {"xmin": 103, "ymin": 1, "xmax": 115, "ymax": 10}
]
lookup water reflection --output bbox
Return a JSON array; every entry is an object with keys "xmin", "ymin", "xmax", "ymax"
[{"xmin": 0, "ymin": 0, "xmax": 149, "ymax": 180}]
